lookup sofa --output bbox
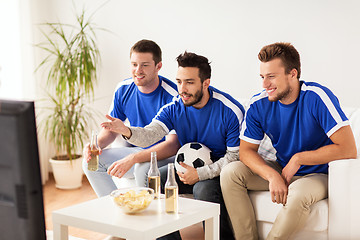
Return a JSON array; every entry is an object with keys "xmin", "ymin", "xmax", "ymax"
[
  {"xmin": 246, "ymin": 102, "xmax": 360, "ymax": 240},
  {"xmin": 113, "ymin": 101, "xmax": 360, "ymax": 239}
]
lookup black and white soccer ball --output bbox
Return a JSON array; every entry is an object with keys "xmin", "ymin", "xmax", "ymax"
[{"xmin": 175, "ymin": 142, "xmax": 213, "ymax": 173}]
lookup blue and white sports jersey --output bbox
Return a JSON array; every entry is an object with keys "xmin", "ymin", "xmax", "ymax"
[
  {"xmin": 109, "ymin": 75, "xmax": 178, "ymax": 148},
  {"xmin": 153, "ymin": 86, "xmax": 245, "ymax": 159},
  {"xmin": 241, "ymin": 81, "xmax": 349, "ymax": 175}
]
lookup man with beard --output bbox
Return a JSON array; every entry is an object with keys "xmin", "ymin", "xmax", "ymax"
[
  {"xmin": 220, "ymin": 42, "xmax": 357, "ymax": 239},
  {"xmin": 83, "ymin": 39, "xmax": 179, "ymax": 196},
  {"xmin": 101, "ymin": 51, "xmax": 245, "ymax": 240}
]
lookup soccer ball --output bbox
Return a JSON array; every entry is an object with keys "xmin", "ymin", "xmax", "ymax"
[{"xmin": 174, "ymin": 142, "xmax": 213, "ymax": 173}]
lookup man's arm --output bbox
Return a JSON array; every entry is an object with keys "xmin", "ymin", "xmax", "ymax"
[
  {"xmin": 101, "ymin": 115, "xmax": 132, "ymax": 138},
  {"xmin": 183, "ymin": 105, "xmax": 244, "ymax": 183},
  {"xmin": 177, "ymin": 149, "xmax": 239, "ymax": 185},
  {"xmin": 101, "ymin": 114, "xmax": 168, "ymax": 148},
  {"xmin": 282, "ymin": 125, "xmax": 357, "ymax": 183},
  {"xmin": 198, "ymin": 149, "xmax": 239, "ymax": 180},
  {"xmin": 240, "ymin": 140, "xmax": 289, "ymax": 205},
  {"xmin": 97, "ymin": 128, "xmax": 120, "ymax": 149},
  {"xmin": 83, "ymin": 128, "xmax": 119, "ymax": 162},
  {"xmin": 107, "ymin": 134, "xmax": 181, "ymax": 178},
  {"xmin": 101, "ymin": 114, "xmax": 178, "ymax": 177}
]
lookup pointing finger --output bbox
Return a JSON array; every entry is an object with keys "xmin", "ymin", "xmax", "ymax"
[
  {"xmin": 105, "ymin": 114, "xmax": 115, "ymax": 121},
  {"xmin": 180, "ymin": 162, "xmax": 191, "ymax": 169}
]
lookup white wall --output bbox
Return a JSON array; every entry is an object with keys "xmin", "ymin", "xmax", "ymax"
[
  {"xmin": 32, "ymin": 0, "xmax": 360, "ymax": 113},
  {"xmin": 30, "ymin": 0, "xmax": 360, "ymax": 174}
]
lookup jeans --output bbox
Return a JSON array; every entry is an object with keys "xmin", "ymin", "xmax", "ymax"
[
  {"xmin": 158, "ymin": 165, "xmax": 235, "ymax": 240},
  {"xmin": 83, "ymin": 147, "xmax": 175, "ymax": 197}
]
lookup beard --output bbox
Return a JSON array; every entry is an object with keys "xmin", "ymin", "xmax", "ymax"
[
  {"xmin": 268, "ymin": 87, "xmax": 291, "ymax": 102},
  {"xmin": 181, "ymin": 88, "xmax": 204, "ymax": 107},
  {"xmin": 268, "ymin": 77, "xmax": 293, "ymax": 102}
]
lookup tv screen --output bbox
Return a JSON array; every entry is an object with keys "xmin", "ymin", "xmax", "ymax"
[{"xmin": 0, "ymin": 99, "xmax": 46, "ymax": 240}]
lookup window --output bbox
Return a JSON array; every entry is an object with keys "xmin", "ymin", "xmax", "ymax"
[{"xmin": 0, "ymin": 0, "xmax": 35, "ymax": 100}]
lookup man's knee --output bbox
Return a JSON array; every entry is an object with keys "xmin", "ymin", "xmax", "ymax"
[
  {"xmin": 134, "ymin": 162, "xmax": 150, "ymax": 175},
  {"xmin": 287, "ymin": 174, "xmax": 328, "ymax": 208},
  {"xmin": 82, "ymin": 157, "xmax": 88, "ymax": 172},
  {"xmin": 220, "ymin": 161, "xmax": 249, "ymax": 188},
  {"xmin": 82, "ymin": 155, "xmax": 107, "ymax": 173},
  {"xmin": 193, "ymin": 179, "xmax": 221, "ymax": 202}
]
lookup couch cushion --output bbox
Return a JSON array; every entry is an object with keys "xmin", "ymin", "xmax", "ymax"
[
  {"xmin": 249, "ymin": 191, "xmax": 328, "ymax": 232},
  {"xmin": 342, "ymin": 107, "xmax": 360, "ymax": 157},
  {"xmin": 256, "ymin": 222, "xmax": 328, "ymax": 240}
]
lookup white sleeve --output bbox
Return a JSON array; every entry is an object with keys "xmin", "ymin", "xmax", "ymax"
[
  {"xmin": 196, "ymin": 148, "xmax": 239, "ymax": 180},
  {"xmin": 126, "ymin": 121, "xmax": 167, "ymax": 148}
]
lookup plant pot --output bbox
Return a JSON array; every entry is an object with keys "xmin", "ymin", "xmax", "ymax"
[{"xmin": 49, "ymin": 155, "xmax": 83, "ymax": 189}]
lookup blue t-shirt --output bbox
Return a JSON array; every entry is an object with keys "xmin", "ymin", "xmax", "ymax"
[
  {"xmin": 241, "ymin": 81, "xmax": 349, "ymax": 175},
  {"xmin": 153, "ymin": 86, "xmax": 245, "ymax": 159},
  {"xmin": 109, "ymin": 75, "xmax": 178, "ymax": 148}
]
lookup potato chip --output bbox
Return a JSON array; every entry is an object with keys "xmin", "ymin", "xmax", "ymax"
[{"xmin": 112, "ymin": 187, "xmax": 154, "ymax": 213}]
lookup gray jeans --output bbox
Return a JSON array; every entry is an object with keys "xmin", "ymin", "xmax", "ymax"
[{"xmin": 83, "ymin": 147, "xmax": 175, "ymax": 197}]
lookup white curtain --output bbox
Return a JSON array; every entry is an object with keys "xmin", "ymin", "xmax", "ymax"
[{"xmin": 0, "ymin": 0, "xmax": 49, "ymax": 184}]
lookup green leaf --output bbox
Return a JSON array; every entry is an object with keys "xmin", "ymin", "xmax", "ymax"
[{"xmin": 35, "ymin": 6, "xmax": 105, "ymax": 160}]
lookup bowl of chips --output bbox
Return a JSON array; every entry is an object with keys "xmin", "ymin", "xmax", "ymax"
[{"xmin": 110, "ymin": 187, "xmax": 154, "ymax": 214}]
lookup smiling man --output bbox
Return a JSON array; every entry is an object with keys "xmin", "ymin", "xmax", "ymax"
[
  {"xmin": 101, "ymin": 51, "xmax": 245, "ymax": 240},
  {"xmin": 220, "ymin": 42, "xmax": 357, "ymax": 239},
  {"xmin": 82, "ymin": 39, "xmax": 179, "ymax": 196}
]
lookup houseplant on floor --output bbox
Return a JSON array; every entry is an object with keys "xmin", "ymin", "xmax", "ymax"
[{"xmin": 36, "ymin": 8, "xmax": 101, "ymax": 189}]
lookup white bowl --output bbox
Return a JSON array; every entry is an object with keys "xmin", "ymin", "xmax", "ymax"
[{"xmin": 110, "ymin": 187, "xmax": 154, "ymax": 214}]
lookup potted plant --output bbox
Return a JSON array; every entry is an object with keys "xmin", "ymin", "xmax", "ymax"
[{"xmin": 36, "ymin": 9, "xmax": 101, "ymax": 189}]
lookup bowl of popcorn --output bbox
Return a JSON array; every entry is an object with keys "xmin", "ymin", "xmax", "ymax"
[{"xmin": 110, "ymin": 187, "xmax": 154, "ymax": 214}]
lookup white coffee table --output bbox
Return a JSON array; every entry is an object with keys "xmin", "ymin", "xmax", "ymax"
[{"xmin": 52, "ymin": 195, "xmax": 220, "ymax": 240}]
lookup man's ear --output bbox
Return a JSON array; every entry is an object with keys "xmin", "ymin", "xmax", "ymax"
[
  {"xmin": 290, "ymin": 68, "xmax": 298, "ymax": 79},
  {"xmin": 203, "ymin": 78, "xmax": 210, "ymax": 89},
  {"xmin": 156, "ymin": 61, "xmax": 162, "ymax": 72}
]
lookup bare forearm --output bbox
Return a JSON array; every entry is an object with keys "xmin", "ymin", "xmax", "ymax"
[
  {"xmin": 240, "ymin": 140, "xmax": 289, "ymax": 204},
  {"xmin": 293, "ymin": 144, "xmax": 357, "ymax": 166},
  {"xmin": 97, "ymin": 129, "xmax": 119, "ymax": 149},
  {"xmin": 240, "ymin": 147, "xmax": 280, "ymax": 181},
  {"xmin": 292, "ymin": 125, "xmax": 357, "ymax": 166}
]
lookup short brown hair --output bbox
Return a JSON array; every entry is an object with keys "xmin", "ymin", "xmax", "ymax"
[
  {"xmin": 258, "ymin": 42, "xmax": 301, "ymax": 79},
  {"xmin": 130, "ymin": 39, "xmax": 162, "ymax": 65}
]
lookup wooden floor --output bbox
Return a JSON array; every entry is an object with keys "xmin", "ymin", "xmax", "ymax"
[{"xmin": 43, "ymin": 174, "xmax": 204, "ymax": 240}]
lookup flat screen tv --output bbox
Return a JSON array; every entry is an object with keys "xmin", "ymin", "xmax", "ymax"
[{"xmin": 0, "ymin": 99, "xmax": 46, "ymax": 240}]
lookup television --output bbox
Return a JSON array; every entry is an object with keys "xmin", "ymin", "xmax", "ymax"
[{"xmin": 0, "ymin": 99, "xmax": 46, "ymax": 240}]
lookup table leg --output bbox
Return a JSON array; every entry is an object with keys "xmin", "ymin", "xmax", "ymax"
[
  {"xmin": 204, "ymin": 215, "xmax": 219, "ymax": 240},
  {"xmin": 53, "ymin": 222, "xmax": 69, "ymax": 240}
]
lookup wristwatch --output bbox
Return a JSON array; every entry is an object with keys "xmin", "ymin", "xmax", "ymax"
[{"xmin": 122, "ymin": 129, "xmax": 132, "ymax": 140}]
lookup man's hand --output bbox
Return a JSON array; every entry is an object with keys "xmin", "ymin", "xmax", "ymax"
[
  {"xmin": 83, "ymin": 143, "xmax": 102, "ymax": 163},
  {"xmin": 177, "ymin": 162, "xmax": 200, "ymax": 185},
  {"xmin": 281, "ymin": 153, "xmax": 301, "ymax": 186},
  {"xmin": 100, "ymin": 115, "xmax": 130, "ymax": 137},
  {"xmin": 268, "ymin": 174, "xmax": 288, "ymax": 205},
  {"xmin": 107, "ymin": 154, "xmax": 136, "ymax": 178}
]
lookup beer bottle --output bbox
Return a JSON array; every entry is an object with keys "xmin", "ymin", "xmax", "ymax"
[
  {"xmin": 165, "ymin": 163, "xmax": 178, "ymax": 213},
  {"xmin": 88, "ymin": 130, "xmax": 99, "ymax": 171},
  {"xmin": 147, "ymin": 152, "xmax": 160, "ymax": 199}
]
